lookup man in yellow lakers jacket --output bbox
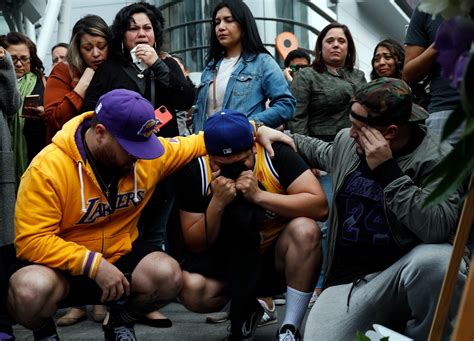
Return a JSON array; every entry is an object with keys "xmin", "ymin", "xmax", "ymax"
[
  {"xmin": 176, "ymin": 110, "xmax": 328, "ymax": 341},
  {"xmin": 7, "ymin": 89, "xmax": 208, "ymax": 341}
]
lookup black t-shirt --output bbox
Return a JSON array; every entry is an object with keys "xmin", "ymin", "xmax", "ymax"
[
  {"xmin": 177, "ymin": 142, "xmax": 309, "ymax": 215},
  {"xmin": 404, "ymin": 6, "xmax": 459, "ymax": 113},
  {"xmin": 326, "ymin": 156, "xmax": 405, "ymax": 287}
]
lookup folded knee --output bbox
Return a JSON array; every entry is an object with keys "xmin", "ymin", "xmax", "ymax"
[
  {"xmin": 156, "ymin": 257, "xmax": 183, "ymax": 298},
  {"xmin": 287, "ymin": 218, "xmax": 321, "ymax": 249},
  {"xmin": 402, "ymin": 244, "xmax": 453, "ymax": 284},
  {"xmin": 9, "ymin": 266, "xmax": 59, "ymax": 306},
  {"xmin": 179, "ymin": 273, "xmax": 206, "ymax": 311}
]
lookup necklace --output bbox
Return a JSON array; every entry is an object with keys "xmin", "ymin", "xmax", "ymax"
[
  {"xmin": 84, "ymin": 136, "xmax": 116, "ymax": 198},
  {"xmin": 132, "ymin": 63, "xmax": 145, "ymax": 78}
]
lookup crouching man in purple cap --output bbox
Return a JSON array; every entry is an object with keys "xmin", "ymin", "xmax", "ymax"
[
  {"xmin": 261, "ymin": 78, "xmax": 467, "ymax": 340},
  {"xmin": 175, "ymin": 110, "xmax": 328, "ymax": 340},
  {"xmin": 6, "ymin": 89, "xmax": 211, "ymax": 341}
]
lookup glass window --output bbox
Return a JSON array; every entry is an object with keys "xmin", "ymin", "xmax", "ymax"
[{"xmin": 156, "ymin": 0, "xmax": 329, "ymax": 71}]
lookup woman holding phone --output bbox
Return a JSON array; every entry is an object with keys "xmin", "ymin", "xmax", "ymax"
[
  {"xmin": 82, "ymin": 2, "xmax": 195, "ymax": 138},
  {"xmin": 82, "ymin": 2, "xmax": 196, "ymax": 328},
  {"xmin": 44, "ymin": 15, "xmax": 111, "ymax": 143},
  {"xmin": 0, "ymin": 32, "xmax": 47, "ymax": 185}
]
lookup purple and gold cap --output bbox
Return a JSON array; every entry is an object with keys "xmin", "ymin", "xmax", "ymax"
[{"xmin": 95, "ymin": 89, "xmax": 164, "ymax": 159}]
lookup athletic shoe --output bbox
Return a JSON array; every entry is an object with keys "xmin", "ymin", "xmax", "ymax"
[
  {"xmin": 32, "ymin": 318, "xmax": 59, "ymax": 341},
  {"xmin": 277, "ymin": 324, "xmax": 301, "ymax": 341},
  {"xmin": 225, "ymin": 301, "xmax": 264, "ymax": 340},
  {"xmin": 257, "ymin": 299, "xmax": 277, "ymax": 327},
  {"xmin": 240, "ymin": 302, "xmax": 264, "ymax": 339},
  {"xmin": 205, "ymin": 311, "xmax": 230, "ymax": 324},
  {"xmin": 307, "ymin": 291, "xmax": 318, "ymax": 309},
  {"xmin": 33, "ymin": 336, "xmax": 59, "ymax": 341},
  {"xmin": 273, "ymin": 294, "xmax": 286, "ymax": 306},
  {"xmin": 103, "ymin": 311, "xmax": 137, "ymax": 341}
]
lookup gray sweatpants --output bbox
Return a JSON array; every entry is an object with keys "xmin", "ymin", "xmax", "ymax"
[{"xmin": 303, "ymin": 244, "xmax": 467, "ymax": 341}]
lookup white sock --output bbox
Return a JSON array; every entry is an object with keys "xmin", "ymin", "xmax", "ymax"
[{"xmin": 281, "ymin": 286, "xmax": 312, "ymax": 330}]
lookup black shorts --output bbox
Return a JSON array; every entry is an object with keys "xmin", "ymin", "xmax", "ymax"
[
  {"xmin": 182, "ymin": 240, "xmax": 286, "ymax": 297},
  {"xmin": 8, "ymin": 240, "xmax": 160, "ymax": 308}
]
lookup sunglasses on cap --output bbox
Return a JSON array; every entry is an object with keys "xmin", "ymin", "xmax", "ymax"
[{"xmin": 350, "ymin": 110, "xmax": 407, "ymax": 127}]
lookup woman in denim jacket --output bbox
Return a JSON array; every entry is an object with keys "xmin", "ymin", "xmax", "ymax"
[{"xmin": 192, "ymin": 0, "xmax": 295, "ymax": 132}]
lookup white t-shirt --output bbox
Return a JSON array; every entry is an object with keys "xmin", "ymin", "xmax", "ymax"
[{"xmin": 206, "ymin": 55, "xmax": 240, "ymax": 117}]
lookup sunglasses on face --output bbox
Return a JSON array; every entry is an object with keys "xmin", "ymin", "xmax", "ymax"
[
  {"xmin": 12, "ymin": 56, "xmax": 31, "ymax": 65},
  {"xmin": 289, "ymin": 64, "xmax": 309, "ymax": 73}
]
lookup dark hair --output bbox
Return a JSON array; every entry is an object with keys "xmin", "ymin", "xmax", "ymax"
[
  {"xmin": 207, "ymin": 0, "xmax": 270, "ymax": 66},
  {"xmin": 67, "ymin": 15, "xmax": 111, "ymax": 73},
  {"xmin": 110, "ymin": 2, "xmax": 165, "ymax": 62},
  {"xmin": 370, "ymin": 38, "xmax": 405, "ymax": 80},
  {"xmin": 0, "ymin": 32, "xmax": 44, "ymax": 78},
  {"xmin": 284, "ymin": 48, "xmax": 311, "ymax": 67},
  {"xmin": 312, "ymin": 22, "xmax": 356, "ymax": 73},
  {"xmin": 51, "ymin": 42, "xmax": 69, "ymax": 54}
]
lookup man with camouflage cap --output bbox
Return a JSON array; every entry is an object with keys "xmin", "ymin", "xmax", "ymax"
[{"xmin": 264, "ymin": 77, "xmax": 467, "ymax": 340}]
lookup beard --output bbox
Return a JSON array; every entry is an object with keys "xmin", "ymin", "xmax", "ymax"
[{"xmin": 94, "ymin": 145, "xmax": 134, "ymax": 176}]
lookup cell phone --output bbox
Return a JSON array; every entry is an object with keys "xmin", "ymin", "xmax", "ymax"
[
  {"xmin": 154, "ymin": 105, "xmax": 173, "ymax": 129},
  {"xmin": 23, "ymin": 94, "xmax": 40, "ymax": 108}
]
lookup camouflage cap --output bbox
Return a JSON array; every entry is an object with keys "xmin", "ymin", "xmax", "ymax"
[{"xmin": 351, "ymin": 77, "xmax": 429, "ymax": 126}]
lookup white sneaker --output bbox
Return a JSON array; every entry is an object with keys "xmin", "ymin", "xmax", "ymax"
[
  {"xmin": 307, "ymin": 291, "xmax": 318, "ymax": 309},
  {"xmin": 278, "ymin": 324, "xmax": 301, "ymax": 341},
  {"xmin": 257, "ymin": 299, "xmax": 277, "ymax": 327}
]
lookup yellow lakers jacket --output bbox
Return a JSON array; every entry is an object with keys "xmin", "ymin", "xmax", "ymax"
[{"xmin": 14, "ymin": 111, "xmax": 206, "ymax": 279}]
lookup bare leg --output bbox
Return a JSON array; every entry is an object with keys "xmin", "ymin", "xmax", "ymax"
[
  {"xmin": 274, "ymin": 217, "xmax": 322, "ymax": 331},
  {"xmin": 179, "ymin": 271, "xmax": 229, "ymax": 313},
  {"xmin": 275, "ymin": 217, "xmax": 322, "ymax": 291},
  {"xmin": 128, "ymin": 251, "xmax": 182, "ymax": 313},
  {"xmin": 7, "ymin": 265, "xmax": 69, "ymax": 329}
]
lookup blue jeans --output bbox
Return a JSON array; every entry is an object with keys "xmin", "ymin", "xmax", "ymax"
[
  {"xmin": 426, "ymin": 110, "xmax": 465, "ymax": 145},
  {"xmin": 137, "ymin": 177, "xmax": 175, "ymax": 250},
  {"xmin": 316, "ymin": 173, "xmax": 332, "ymax": 289}
]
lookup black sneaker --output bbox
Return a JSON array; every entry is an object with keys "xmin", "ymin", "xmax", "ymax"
[
  {"xmin": 103, "ymin": 314, "xmax": 137, "ymax": 341},
  {"xmin": 32, "ymin": 318, "xmax": 59, "ymax": 341},
  {"xmin": 33, "ymin": 336, "xmax": 59, "ymax": 341},
  {"xmin": 277, "ymin": 324, "xmax": 301, "ymax": 341},
  {"xmin": 240, "ymin": 302, "xmax": 264, "ymax": 339}
]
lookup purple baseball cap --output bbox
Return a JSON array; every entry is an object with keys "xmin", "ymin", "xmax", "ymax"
[{"xmin": 94, "ymin": 89, "xmax": 164, "ymax": 159}]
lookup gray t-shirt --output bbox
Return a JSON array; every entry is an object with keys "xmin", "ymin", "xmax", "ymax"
[{"xmin": 404, "ymin": 6, "xmax": 460, "ymax": 113}]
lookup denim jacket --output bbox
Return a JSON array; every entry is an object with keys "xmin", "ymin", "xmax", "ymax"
[{"xmin": 193, "ymin": 52, "xmax": 295, "ymax": 132}]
